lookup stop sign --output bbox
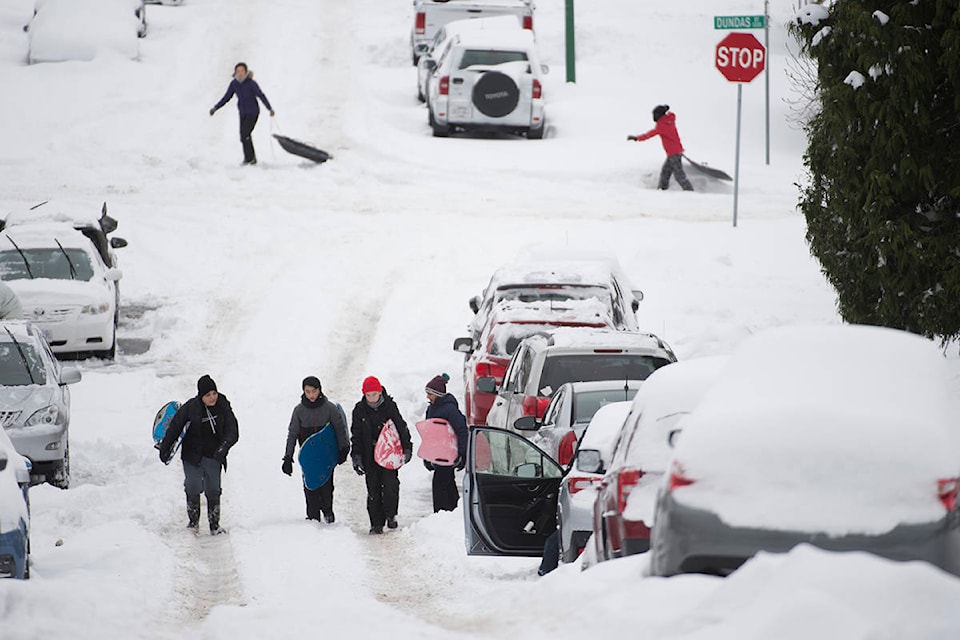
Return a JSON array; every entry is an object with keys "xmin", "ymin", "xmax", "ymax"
[{"xmin": 715, "ymin": 32, "xmax": 765, "ymax": 83}]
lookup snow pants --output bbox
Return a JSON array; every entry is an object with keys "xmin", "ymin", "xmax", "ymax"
[
  {"xmin": 432, "ymin": 466, "xmax": 459, "ymax": 512},
  {"xmin": 659, "ymin": 153, "xmax": 693, "ymax": 191},
  {"xmin": 364, "ymin": 464, "xmax": 400, "ymax": 528},
  {"xmin": 239, "ymin": 113, "xmax": 259, "ymax": 163},
  {"xmin": 304, "ymin": 470, "xmax": 335, "ymax": 520},
  {"xmin": 183, "ymin": 456, "xmax": 222, "ymax": 503}
]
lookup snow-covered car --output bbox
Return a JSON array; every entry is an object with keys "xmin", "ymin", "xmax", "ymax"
[
  {"xmin": 144, "ymin": 0, "xmax": 182, "ymax": 5},
  {"xmin": 650, "ymin": 325, "xmax": 960, "ymax": 578},
  {"xmin": 556, "ymin": 401, "xmax": 632, "ymax": 563},
  {"xmin": 0, "ymin": 424, "xmax": 31, "ymax": 579},
  {"xmin": 417, "ymin": 15, "xmax": 523, "ymax": 102},
  {"xmin": 481, "ymin": 328, "xmax": 676, "ymax": 431},
  {"xmin": 453, "ymin": 298, "xmax": 614, "ymax": 425},
  {"xmin": 410, "ymin": 0, "xmax": 533, "ymax": 65},
  {"xmin": 0, "ymin": 225, "xmax": 122, "ymax": 359},
  {"xmin": 591, "ymin": 356, "xmax": 726, "ymax": 564},
  {"xmin": 25, "ymin": 0, "xmax": 145, "ymax": 64},
  {"xmin": 426, "ymin": 28, "xmax": 547, "ymax": 138},
  {"xmin": 466, "ymin": 256, "xmax": 644, "ymax": 342},
  {"xmin": 0, "ymin": 321, "xmax": 81, "ymax": 489},
  {"xmin": 517, "ymin": 379, "xmax": 640, "ymax": 465}
]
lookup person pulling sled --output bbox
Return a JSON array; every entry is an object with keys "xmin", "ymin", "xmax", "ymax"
[{"xmin": 628, "ymin": 104, "xmax": 694, "ymax": 191}]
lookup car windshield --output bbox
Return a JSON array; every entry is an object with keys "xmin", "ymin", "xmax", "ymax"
[
  {"xmin": 459, "ymin": 49, "xmax": 528, "ymax": 69},
  {"xmin": 0, "ymin": 342, "xmax": 47, "ymax": 385},
  {"xmin": 573, "ymin": 388, "xmax": 638, "ymax": 424},
  {"xmin": 539, "ymin": 355, "xmax": 672, "ymax": 397},
  {"xmin": 0, "ymin": 248, "xmax": 95, "ymax": 281}
]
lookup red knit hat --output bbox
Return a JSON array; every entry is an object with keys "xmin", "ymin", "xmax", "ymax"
[{"xmin": 362, "ymin": 376, "xmax": 383, "ymax": 393}]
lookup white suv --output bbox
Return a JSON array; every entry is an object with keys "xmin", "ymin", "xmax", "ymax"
[
  {"xmin": 426, "ymin": 28, "xmax": 547, "ymax": 139},
  {"xmin": 480, "ymin": 328, "xmax": 677, "ymax": 431}
]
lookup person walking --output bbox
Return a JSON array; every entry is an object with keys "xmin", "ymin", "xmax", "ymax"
[
  {"xmin": 628, "ymin": 104, "xmax": 694, "ymax": 191},
  {"xmin": 281, "ymin": 376, "xmax": 349, "ymax": 523},
  {"xmin": 421, "ymin": 373, "xmax": 468, "ymax": 513},
  {"xmin": 159, "ymin": 375, "xmax": 239, "ymax": 535},
  {"xmin": 209, "ymin": 62, "xmax": 275, "ymax": 165},
  {"xmin": 350, "ymin": 376, "xmax": 412, "ymax": 534}
]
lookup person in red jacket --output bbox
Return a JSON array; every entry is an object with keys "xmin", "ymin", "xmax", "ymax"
[{"xmin": 628, "ymin": 105, "xmax": 694, "ymax": 191}]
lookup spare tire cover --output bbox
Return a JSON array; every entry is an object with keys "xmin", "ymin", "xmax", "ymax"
[{"xmin": 472, "ymin": 72, "xmax": 520, "ymax": 118}]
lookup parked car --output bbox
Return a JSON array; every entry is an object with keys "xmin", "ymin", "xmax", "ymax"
[
  {"xmin": 453, "ymin": 298, "xmax": 614, "ymax": 425},
  {"xmin": 591, "ymin": 356, "xmax": 726, "ymax": 564},
  {"xmin": 417, "ymin": 15, "xmax": 523, "ymax": 102},
  {"xmin": 410, "ymin": 0, "xmax": 533, "ymax": 65},
  {"xmin": 0, "ymin": 224, "xmax": 123, "ymax": 359},
  {"xmin": 481, "ymin": 328, "xmax": 676, "ymax": 431},
  {"xmin": 518, "ymin": 379, "xmax": 641, "ymax": 465},
  {"xmin": 0, "ymin": 321, "xmax": 81, "ymax": 488},
  {"xmin": 649, "ymin": 325, "xmax": 960, "ymax": 578},
  {"xmin": 25, "ymin": 0, "xmax": 145, "ymax": 64},
  {"xmin": 466, "ymin": 257, "xmax": 644, "ymax": 342},
  {"xmin": 426, "ymin": 28, "xmax": 547, "ymax": 138},
  {"xmin": 556, "ymin": 401, "xmax": 632, "ymax": 563},
  {"xmin": 0, "ymin": 425, "xmax": 31, "ymax": 579}
]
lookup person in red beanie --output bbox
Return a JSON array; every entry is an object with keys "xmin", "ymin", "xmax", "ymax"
[
  {"xmin": 628, "ymin": 104, "xmax": 694, "ymax": 191},
  {"xmin": 350, "ymin": 376, "xmax": 412, "ymax": 534}
]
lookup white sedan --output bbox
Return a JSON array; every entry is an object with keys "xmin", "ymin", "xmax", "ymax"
[
  {"xmin": 0, "ymin": 225, "xmax": 122, "ymax": 359},
  {"xmin": 25, "ymin": 0, "xmax": 145, "ymax": 64}
]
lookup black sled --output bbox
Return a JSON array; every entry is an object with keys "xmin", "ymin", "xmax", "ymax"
[
  {"xmin": 272, "ymin": 134, "xmax": 333, "ymax": 164},
  {"xmin": 682, "ymin": 154, "xmax": 732, "ymax": 181}
]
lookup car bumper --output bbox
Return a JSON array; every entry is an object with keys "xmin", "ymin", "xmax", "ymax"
[
  {"xmin": 0, "ymin": 524, "xmax": 29, "ymax": 579},
  {"xmin": 650, "ymin": 494, "xmax": 960, "ymax": 577},
  {"xmin": 559, "ymin": 492, "xmax": 598, "ymax": 559},
  {"xmin": 4, "ymin": 423, "xmax": 67, "ymax": 466},
  {"xmin": 437, "ymin": 101, "xmax": 545, "ymax": 131},
  {"xmin": 31, "ymin": 312, "xmax": 114, "ymax": 353}
]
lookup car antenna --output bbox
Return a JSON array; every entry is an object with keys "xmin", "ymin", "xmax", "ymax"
[
  {"xmin": 6, "ymin": 236, "xmax": 35, "ymax": 279},
  {"xmin": 4, "ymin": 326, "xmax": 38, "ymax": 385},
  {"xmin": 29, "ymin": 201, "xmax": 48, "ymax": 211},
  {"xmin": 54, "ymin": 239, "xmax": 78, "ymax": 280}
]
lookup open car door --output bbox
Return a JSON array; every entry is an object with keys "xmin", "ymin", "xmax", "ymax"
[{"xmin": 463, "ymin": 426, "xmax": 563, "ymax": 557}]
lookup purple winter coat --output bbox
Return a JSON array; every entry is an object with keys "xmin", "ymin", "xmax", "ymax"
[{"xmin": 213, "ymin": 74, "xmax": 272, "ymax": 117}]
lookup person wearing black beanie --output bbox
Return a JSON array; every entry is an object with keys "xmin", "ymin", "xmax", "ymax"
[
  {"xmin": 423, "ymin": 373, "xmax": 468, "ymax": 513},
  {"xmin": 626, "ymin": 104, "xmax": 694, "ymax": 191}
]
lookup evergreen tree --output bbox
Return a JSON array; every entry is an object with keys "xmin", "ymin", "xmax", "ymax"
[{"xmin": 789, "ymin": 0, "xmax": 960, "ymax": 343}]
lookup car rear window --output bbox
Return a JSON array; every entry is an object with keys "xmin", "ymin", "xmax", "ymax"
[
  {"xmin": 573, "ymin": 388, "xmax": 638, "ymax": 424},
  {"xmin": 0, "ymin": 248, "xmax": 95, "ymax": 281},
  {"xmin": 459, "ymin": 49, "xmax": 528, "ymax": 69},
  {"xmin": 0, "ymin": 343, "xmax": 47, "ymax": 385},
  {"xmin": 538, "ymin": 355, "xmax": 672, "ymax": 397}
]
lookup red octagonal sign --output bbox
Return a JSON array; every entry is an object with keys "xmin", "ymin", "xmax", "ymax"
[{"xmin": 716, "ymin": 32, "xmax": 765, "ymax": 83}]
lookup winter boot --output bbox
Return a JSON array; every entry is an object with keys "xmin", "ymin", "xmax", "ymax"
[
  {"xmin": 208, "ymin": 498, "xmax": 225, "ymax": 535},
  {"xmin": 186, "ymin": 494, "xmax": 201, "ymax": 530}
]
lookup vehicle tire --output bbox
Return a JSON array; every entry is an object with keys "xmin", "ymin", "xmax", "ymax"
[
  {"xmin": 417, "ymin": 86, "xmax": 425, "ymax": 103},
  {"xmin": 51, "ymin": 442, "xmax": 70, "ymax": 490},
  {"xmin": 527, "ymin": 121, "xmax": 545, "ymax": 140},
  {"xmin": 472, "ymin": 72, "xmax": 520, "ymax": 118},
  {"xmin": 100, "ymin": 323, "xmax": 117, "ymax": 360},
  {"xmin": 429, "ymin": 108, "xmax": 449, "ymax": 138}
]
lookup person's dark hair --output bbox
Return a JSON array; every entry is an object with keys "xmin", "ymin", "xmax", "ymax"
[{"xmin": 234, "ymin": 62, "xmax": 248, "ymax": 73}]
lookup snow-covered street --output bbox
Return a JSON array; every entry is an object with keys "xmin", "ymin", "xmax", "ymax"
[{"xmin": 2, "ymin": 0, "xmax": 960, "ymax": 637}]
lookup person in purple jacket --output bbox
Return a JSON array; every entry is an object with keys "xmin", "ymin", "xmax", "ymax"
[{"xmin": 209, "ymin": 62, "xmax": 275, "ymax": 165}]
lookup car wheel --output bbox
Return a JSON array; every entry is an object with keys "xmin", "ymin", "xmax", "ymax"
[
  {"xmin": 417, "ymin": 86, "xmax": 425, "ymax": 103},
  {"xmin": 429, "ymin": 109, "xmax": 449, "ymax": 138},
  {"xmin": 471, "ymin": 72, "xmax": 520, "ymax": 118},
  {"xmin": 99, "ymin": 322, "xmax": 117, "ymax": 360},
  {"xmin": 51, "ymin": 442, "xmax": 70, "ymax": 490},
  {"xmin": 527, "ymin": 121, "xmax": 545, "ymax": 140}
]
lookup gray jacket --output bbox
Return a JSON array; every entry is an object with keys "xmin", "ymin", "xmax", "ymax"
[
  {"xmin": 0, "ymin": 282, "xmax": 22, "ymax": 319},
  {"xmin": 284, "ymin": 396, "xmax": 349, "ymax": 460}
]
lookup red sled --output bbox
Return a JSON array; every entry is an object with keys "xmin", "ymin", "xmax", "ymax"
[
  {"xmin": 415, "ymin": 418, "xmax": 459, "ymax": 467},
  {"xmin": 374, "ymin": 419, "xmax": 405, "ymax": 470}
]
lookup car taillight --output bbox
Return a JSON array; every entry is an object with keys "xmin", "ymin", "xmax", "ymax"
[
  {"xmin": 520, "ymin": 395, "xmax": 550, "ymax": 419},
  {"xmin": 567, "ymin": 475, "xmax": 598, "ymax": 495},
  {"xmin": 415, "ymin": 12, "xmax": 425, "ymax": 34},
  {"xmin": 532, "ymin": 78, "xmax": 541, "ymax": 100},
  {"xmin": 522, "ymin": 15, "xmax": 533, "ymax": 30},
  {"xmin": 439, "ymin": 76, "xmax": 449, "ymax": 95},
  {"xmin": 938, "ymin": 478, "xmax": 959, "ymax": 511},
  {"xmin": 557, "ymin": 429, "xmax": 577, "ymax": 466},
  {"xmin": 616, "ymin": 468, "xmax": 643, "ymax": 514},
  {"xmin": 667, "ymin": 461, "xmax": 695, "ymax": 492}
]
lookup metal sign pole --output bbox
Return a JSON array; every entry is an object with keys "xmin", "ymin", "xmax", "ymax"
[
  {"xmin": 764, "ymin": 0, "xmax": 770, "ymax": 165},
  {"xmin": 565, "ymin": 0, "xmax": 576, "ymax": 83},
  {"xmin": 734, "ymin": 83, "xmax": 743, "ymax": 227}
]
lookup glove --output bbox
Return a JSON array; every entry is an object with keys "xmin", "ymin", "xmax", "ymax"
[
  {"xmin": 423, "ymin": 460, "xmax": 435, "ymax": 472},
  {"xmin": 337, "ymin": 448, "xmax": 349, "ymax": 465},
  {"xmin": 209, "ymin": 107, "xmax": 216, "ymax": 116},
  {"xmin": 403, "ymin": 450, "xmax": 412, "ymax": 465},
  {"xmin": 455, "ymin": 455, "xmax": 466, "ymax": 471},
  {"xmin": 281, "ymin": 457, "xmax": 293, "ymax": 476},
  {"xmin": 213, "ymin": 444, "xmax": 229, "ymax": 464},
  {"xmin": 269, "ymin": 109, "xmax": 275, "ymax": 117},
  {"xmin": 352, "ymin": 455, "xmax": 365, "ymax": 476},
  {"xmin": 627, "ymin": 135, "xmax": 637, "ymax": 141}
]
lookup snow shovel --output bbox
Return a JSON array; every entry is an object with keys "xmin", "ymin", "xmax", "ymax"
[{"xmin": 682, "ymin": 154, "xmax": 732, "ymax": 181}]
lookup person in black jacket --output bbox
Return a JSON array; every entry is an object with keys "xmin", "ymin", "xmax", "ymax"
[
  {"xmin": 159, "ymin": 375, "xmax": 239, "ymax": 535},
  {"xmin": 209, "ymin": 62, "xmax": 275, "ymax": 165},
  {"xmin": 422, "ymin": 373, "xmax": 468, "ymax": 513},
  {"xmin": 282, "ymin": 376, "xmax": 350, "ymax": 523},
  {"xmin": 350, "ymin": 376, "xmax": 412, "ymax": 534}
]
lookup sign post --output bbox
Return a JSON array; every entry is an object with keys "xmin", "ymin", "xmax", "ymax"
[
  {"xmin": 715, "ymin": 31, "xmax": 765, "ymax": 227},
  {"xmin": 715, "ymin": 12, "xmax": 770, "ymax": 164}
]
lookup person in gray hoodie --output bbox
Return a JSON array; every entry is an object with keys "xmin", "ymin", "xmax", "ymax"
[{"xmin": 282, "ymin": 376, "xmax": 350, "ymax": 523}]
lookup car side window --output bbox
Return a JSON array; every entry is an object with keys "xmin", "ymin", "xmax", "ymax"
[
  {"xmin": 514, "ymin": 348, "xmax": 535, "ymax": 393},
  {"xmin": 501, "ymin": 348, "xmax": 523, "ymax": 392},
  {"xmin": 476, "ymin": 429, "xmax": 562, "ymax": 479}
]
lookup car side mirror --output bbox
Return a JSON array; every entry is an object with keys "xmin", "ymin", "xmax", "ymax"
[
  {"xmin": 423, "ymin": 58, "xmax": 437, "ymax": 71},
  {"xmin": 476, "ymin": 376, "xmax": 497, "ymax": 394},
  {"xmin": 60, "ymin": 366, "xmax": 82, "ymax": 385},
  {"xmin": 667, "ymin": 429, "xmax": 682, "ymax": 448},
  {"xmin": 515, "ymin": 462, "xmax": 541, "ymax": 478},
  {"xmin": 105, "ymin": 268, "xmax": 123, "ymax": 282},
  {"xmin": 453, "ymin": 337, "xmax": 473, "ymax": 353},
  {"xmin": 577, "ymin": 449, "xmax": 603, "ymax": 474},
  {"xmin": 469, "ymin": 296, "xmax": 481, "ymax": 314},
  {"xmin": 110, "ymin": 237, "xmax": 128, "ymax": 249},
  {"xmin": 513, "ymin": 416, "xmax": 539, "ymax": 431}
]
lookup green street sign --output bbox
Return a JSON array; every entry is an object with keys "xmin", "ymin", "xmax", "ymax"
[{"xmin": 714, "ymin": 15, "xmax": 765, "ymax": 29}]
